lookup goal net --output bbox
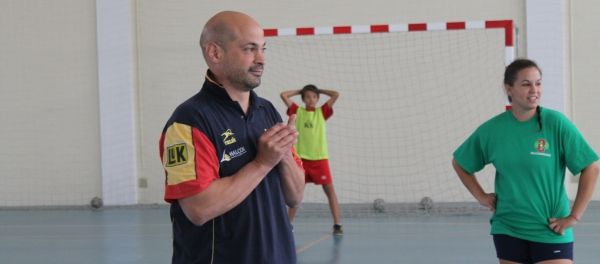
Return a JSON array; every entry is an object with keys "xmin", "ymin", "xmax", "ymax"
[{"xmin": 260, "ymin": 21, "xmax": 514, "ymax": 216}]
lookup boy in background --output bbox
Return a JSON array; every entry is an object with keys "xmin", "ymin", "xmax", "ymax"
[{"xmin": 281, "ymin": 84, "xmax": 343, "ymax": 235}]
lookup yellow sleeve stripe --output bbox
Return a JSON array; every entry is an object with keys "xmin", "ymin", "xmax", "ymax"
[{"xmin": 163, "ymin": 123, "xmax": 196, "ymax": 185}]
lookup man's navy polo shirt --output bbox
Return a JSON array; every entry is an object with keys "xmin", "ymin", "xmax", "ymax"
[{"xmin": 159, "ymin": 74, "xmax": 296, "ymax": 264}]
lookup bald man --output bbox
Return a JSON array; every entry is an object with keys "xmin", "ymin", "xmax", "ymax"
[{"xmin": 159, "ymin": 11, "xmax": 305, "ymax": 263}]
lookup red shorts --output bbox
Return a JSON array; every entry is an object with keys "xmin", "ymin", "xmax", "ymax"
[{"xmin": 301, "ymin": 159, "xmax": 332, "ymax": 185}]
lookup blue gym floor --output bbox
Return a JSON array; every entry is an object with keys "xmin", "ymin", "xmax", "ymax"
[{"xmin": 1, "ymin": 205, "xmax": 599, "ymax": 264}]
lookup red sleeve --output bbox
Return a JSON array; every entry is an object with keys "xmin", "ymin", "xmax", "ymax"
[
  {"xmin": 321, "ymin": 103, "xmax": 333, "ymax": 120},
  {"xmin": 287, "ymin": 103, "xmax": 299, "ymax": 116},
  {"xmin": 161, "ymin": 123, "xmax": 219, "ymax": 203}
]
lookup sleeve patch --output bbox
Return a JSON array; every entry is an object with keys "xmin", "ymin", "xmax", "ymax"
[
  {"xmin": 163, "ymin": 123, "xmax": 197, "ymax": 185},
  {"xmin": 161, "ymin": 122, "xmax": 220, "ymax": 202},
  {"xmin": 165, "ymin": 143, "xmax": 189, "ymax": 167}
]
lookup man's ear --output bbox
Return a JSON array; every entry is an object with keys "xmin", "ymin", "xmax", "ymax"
[{"xmin": 205, "ymin": 42, "xmax": 223, "ymax": 63}]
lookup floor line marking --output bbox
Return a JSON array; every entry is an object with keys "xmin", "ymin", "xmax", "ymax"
[{"xmin": 296, "ymin": 234, "xmax": 332, "ymax": 254}]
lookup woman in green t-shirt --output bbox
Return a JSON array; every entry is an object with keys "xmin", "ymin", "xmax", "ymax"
[{"xmin": 452, "ymin": 59, "xmax": 599, "ymax": 264}]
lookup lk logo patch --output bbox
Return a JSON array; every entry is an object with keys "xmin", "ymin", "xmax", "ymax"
[{"xmin": 166, "ymin": 143, "xmax": 188, "ymax": 167}]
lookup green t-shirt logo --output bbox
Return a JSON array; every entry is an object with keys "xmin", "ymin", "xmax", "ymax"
[{"xmin": 534, "ymin": 138, "xmax": 549, "ymax": 153}]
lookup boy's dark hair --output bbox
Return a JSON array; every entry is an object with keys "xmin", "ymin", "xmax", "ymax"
[{"xmin": 300, "ymin": 84, "xmax": 319, "ymax": 100}]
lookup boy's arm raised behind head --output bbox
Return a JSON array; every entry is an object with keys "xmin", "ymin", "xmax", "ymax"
[
  {"xmin": 280, "ymin": 89, "xmax": 301, "ymax": 108},
  {"xmin": 319, "ymin": 89, "xmax": 339, "ymax": 107}
]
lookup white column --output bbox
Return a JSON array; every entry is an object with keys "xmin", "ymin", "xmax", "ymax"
[
  {"xmin": 526, "ymin": 0, "xmax": 566, "ymax": 113},
  {"xmin": 96, "ymin": 0, "xmax": 137, "ymax": 205}
]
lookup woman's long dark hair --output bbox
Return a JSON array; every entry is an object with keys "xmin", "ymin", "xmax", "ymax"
[{"xmin": 504, "ymin": 59, "xmax": 543, "ymax": 131}]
